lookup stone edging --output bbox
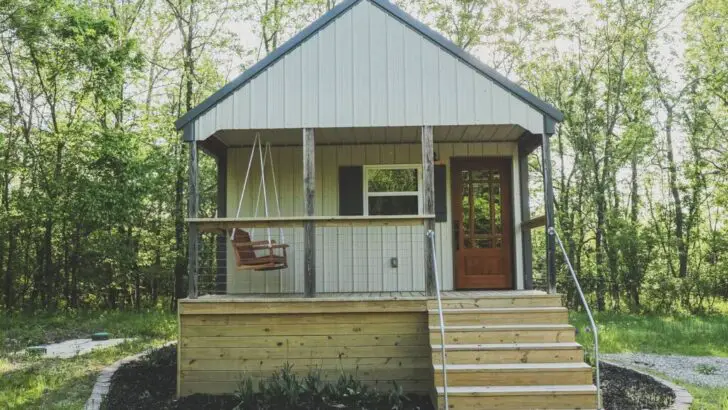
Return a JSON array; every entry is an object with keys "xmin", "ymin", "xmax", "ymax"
[
  {"xmin": 600, "ymin": 360, "xmax": 693, "ymax": 410},
  {"xmin": 84, "ymin": 341, "xmax": 176, "ymax": 410}
]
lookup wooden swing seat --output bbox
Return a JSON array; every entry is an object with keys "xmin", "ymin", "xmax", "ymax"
[{"xmin": 231, "ymin": 229, "xmax": 289, "ymax": 271}]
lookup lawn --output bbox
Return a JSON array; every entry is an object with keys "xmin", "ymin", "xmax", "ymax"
[
  {"xmin": 0, "ymin": 310, "xmax": 176, "ymax": 409},
  {"xmin": 571, "ymin": 311, "xmax": 728, "ymax": 410},
  {"xmin": 2, "ymin": 309, "xmax": 726, "ymax": 409}
]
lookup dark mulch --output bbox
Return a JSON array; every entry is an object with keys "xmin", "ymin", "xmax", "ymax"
[
  {"xmin": 102, "ymin": 345, "xmax": 240, "ymax": 410},
  {"xmin": 600, "ymin": 361, "xmax": 675, "ymax": 410},
  {"xmin": 101, "ymin": 345, "xmax": 431, "ymax": 409}
]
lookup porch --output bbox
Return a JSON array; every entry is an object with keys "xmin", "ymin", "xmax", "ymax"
[
  {"xmin": 184, "ymin": 128, "xmax": 556, "ymax": 299},
  {"xmin": 177, "ymin": 289, "xmax": 595, "ymax": 408}
]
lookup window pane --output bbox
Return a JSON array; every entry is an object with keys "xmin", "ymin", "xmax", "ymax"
[
  {"xmin": 368, "ymin": 168, "xmax": 418, "ymax": 193},
  {"xmin": 368, "ymin": 196, "xmax": 418, "ymax": 215}
]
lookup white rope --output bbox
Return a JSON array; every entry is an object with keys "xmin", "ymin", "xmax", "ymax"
[
  {"xmin": 258, "ymin": 137, "xmax": 272, "ymax": 246},
  {"xmin": 231, "ymin": 135, "xmax": 260, "ymax": 240},
  {"xmin": 266, "ymin": 142, "xmax": 285, "ymax": 244},
  {"xmin": 250, "ymin": 144, "xmax": 265, "ymax": 238}
]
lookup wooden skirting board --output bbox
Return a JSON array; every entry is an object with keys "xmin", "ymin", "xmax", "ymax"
[{"xmin": 178, "ymin": 298, "xmax": 433, "ymax": 397}]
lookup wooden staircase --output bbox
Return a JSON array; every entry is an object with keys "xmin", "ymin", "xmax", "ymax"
[{"xmin": 429, "ymin": 294, "xmax": 597, "ymax": 409}]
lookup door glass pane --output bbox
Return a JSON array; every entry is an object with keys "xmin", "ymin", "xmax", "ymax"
[
  {"xmin": 473, "ymin": 182, "xmax": 491, "ymax": 235},
  {"xmin": 462, "ymin": 182, "xmax": 470, "ymax": 235},
  {"xmin": 461, "ymin": 168, "xmax": 503, "ymax": 250}
]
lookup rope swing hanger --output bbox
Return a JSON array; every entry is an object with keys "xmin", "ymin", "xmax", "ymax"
[{"xmin": 230, "ymin": 133, "xmax": 289, "ymax": 271}]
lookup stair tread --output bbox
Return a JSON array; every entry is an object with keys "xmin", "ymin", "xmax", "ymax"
[
  {"xmin": 430, "ymin": 324, "xmax": 574, "ymax": 332},
  {"xmin": 436, "ymin": 385, "xmax": 597, "ymax": 396},
  {"xmin": 429, "ymin": 307, "xmax": 567, "ymax": 314},
  {"xmin": 433, "ymin": 362, "xmax": 591, "ymax": 372},
  {"xmin": 431, "ymin": 342, "xmax": 582, "ymax": 351}
]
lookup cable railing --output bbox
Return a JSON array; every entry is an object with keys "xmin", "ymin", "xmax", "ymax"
[
  {"xmin": 549, "ymin": 226, "xmax": 602, "ymax": 409},
  {"xmin": 426, "ymin": 230, "xmax": 448, "ymax": 410}
]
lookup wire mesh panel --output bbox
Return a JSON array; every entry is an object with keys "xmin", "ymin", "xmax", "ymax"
[{"xmin": 193, "ymin": 222, "xmax": 440, "ymax": 297}]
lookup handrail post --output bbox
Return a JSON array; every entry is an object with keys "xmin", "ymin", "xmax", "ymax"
[
  {"xmin": 427, "ymin": 230, "xmax": 448, "ymax": 410},
  {"xmin": 549, "ymin": 227, "xmax": 601, "ymax": 409},
  {"xmin": 541, "ymin": 129, "xmax": 556, "ymax": 294}
]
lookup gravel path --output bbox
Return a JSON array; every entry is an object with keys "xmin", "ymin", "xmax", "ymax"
[{"xmin": 603, "ymin": 353, "xmax": 728, "ymax": 387}]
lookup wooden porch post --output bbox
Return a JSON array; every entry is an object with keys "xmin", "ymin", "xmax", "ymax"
[
  {"xmin": 541, "ymin": 122, "xmax": 557, "ymax": 294},
  {"xmin": 303, "ymin": 128, "xmax": 316, "ymax": 297},
  {"xmin": 421, "ymin": 126, "xmax": 436, "ymax": 296},
  {"xmin": 215, "ymin": 151, "xmax": 227, "ymax": 294},
  {"xmin": 187, "ymin": 139, "xmax": 200, "ymax": 299},
  {"xmin": 518, "ymin": 141, "xmax": 534, "ymax": 290}
]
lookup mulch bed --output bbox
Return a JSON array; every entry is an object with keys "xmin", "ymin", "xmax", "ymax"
[
  {"xmin": 101, "ymin": 345, "xmax": 431, "ymax": 409},
  {"xmin": 102, "ymin": 345, "xmax": 676, "ymax": 409},
  {"xmin": 600, "ymin": 361, "xmax": 675, "ymax": 410}
]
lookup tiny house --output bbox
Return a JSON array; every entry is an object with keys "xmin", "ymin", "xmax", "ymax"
[{"xmin": 175, "ymin": 0, "xmax": 598, "ymax": 408}]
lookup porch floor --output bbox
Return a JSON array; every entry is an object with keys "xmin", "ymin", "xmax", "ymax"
[{"xmin": 186, "ymin": 290, "xmax": 548, "ymax": 303}]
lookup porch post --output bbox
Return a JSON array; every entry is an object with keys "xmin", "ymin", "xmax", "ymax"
[
  {"xmin": 541, "ymin": 120, "xmax": 557, "ymax": 294},
  {"xmin": 518, "ymin": 140, "xmax": 533, "ymax": 290},
  {"xmin": 187, "ymin": 139, "xmax": 200, "ymax": 299},
  {"xmin": 215, "ymin": 151, "xmax": 228, "ymax": 294},
  {"xmin": 303, "ymin": 128, "xmax": 316, "ymax": 297},
  {"xmin": 421, "ymin": 125, "xmax": 436, "ymax": 296}
]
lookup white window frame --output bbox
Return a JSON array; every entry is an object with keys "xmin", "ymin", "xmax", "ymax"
[{"xmin": 363, "ymin": 164, "xmax": 422, "ymax": 216}]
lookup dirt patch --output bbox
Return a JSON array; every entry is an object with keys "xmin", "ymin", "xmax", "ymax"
[{"xmin": 600, "ymin": 361, "xmax": 676, "ymax": 410}]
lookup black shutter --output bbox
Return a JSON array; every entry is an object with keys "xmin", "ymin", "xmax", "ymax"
[
  {"xmin": 434, "ymin": 165, "xmax": 447, "ymax": 222},
  {"xmin": 339, "ymin": 166, "xmax": 364, "ymax": 216}
]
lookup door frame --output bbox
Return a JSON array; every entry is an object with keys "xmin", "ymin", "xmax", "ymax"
[{"xmin": 450, "ymin": 156, "xmax": 516, "ymax": 290}]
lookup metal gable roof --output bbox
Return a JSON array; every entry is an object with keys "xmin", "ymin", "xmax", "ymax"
[{"xmin": 174, "ymin": 0, "xmax": 563, "ymax": 131}]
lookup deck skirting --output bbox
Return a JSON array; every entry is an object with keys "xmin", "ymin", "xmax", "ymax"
[{"xmin": 178, "ymin": 297, "xmax": 433, "ymax": 397}]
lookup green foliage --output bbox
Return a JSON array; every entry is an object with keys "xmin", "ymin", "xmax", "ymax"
[
  {"xmin": 234, "ymin": 363, "xmax": 419, "ymax": 410},
  {"xmin": 694, "ymin": 364, "xmax": 719, "ymax": 376},
  {"xmin": 0, "ymin": 0, "xmax": 726, "ymax": 315}
]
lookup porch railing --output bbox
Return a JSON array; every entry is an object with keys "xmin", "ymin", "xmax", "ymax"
[
  {"xmin": 427, "ymin": 230, "xmax": 448, "ymax": 409},
  {"xmin": 549, "ymin": 227, "xmax": 602, "ymax": 409}
]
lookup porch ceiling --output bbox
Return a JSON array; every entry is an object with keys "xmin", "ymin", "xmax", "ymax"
[{"xmin": 212, "ymin": 125, "xmax": 525, "ymax": 147}]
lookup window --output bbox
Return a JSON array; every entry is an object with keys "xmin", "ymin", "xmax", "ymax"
[{"xmin": 364, "ymin": 165, "xmax": 421, "ymax": 216}]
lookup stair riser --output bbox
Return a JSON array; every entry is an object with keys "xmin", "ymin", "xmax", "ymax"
[
  {"xmin": 436, "ymin": 394, "xmax": 597, "ymax": 410},
  {"xmin": 430, "ymin": 330, "xmax": 575, "ymax": 344},
  {"xmin": 434, "ymin": 369, "xmax": 593, "ymax": 386},
  {"xmin": 431, "ymin": 348, "xmax": 584, "ymax": 364},
  {"xmin": 429, "ymin": 311, "xmax": 568, "ymax": 326},
  {"xmin": 428, "ymin": 297, "xmax": 563, "ymax": 309}
]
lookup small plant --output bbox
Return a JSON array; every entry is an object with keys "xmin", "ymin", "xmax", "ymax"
[
  {"xmin": 233, "ymin": 362, "xmax": 431, "ymax": 409},
  {"xmin": 695, "ymin": 363, "xmax": 719, "ymax": 375}
]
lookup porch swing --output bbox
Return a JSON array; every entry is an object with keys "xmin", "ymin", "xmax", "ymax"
[{"xmin": 230, "ymin": 134, "xmax": 289, "ymax": 271}]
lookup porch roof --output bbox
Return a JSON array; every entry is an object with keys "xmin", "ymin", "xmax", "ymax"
[{"xmin": 175, "ymin": 0, "xmax": 562, "ymax": 141}]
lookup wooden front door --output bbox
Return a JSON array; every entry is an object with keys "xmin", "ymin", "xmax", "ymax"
[{"xmin": 452, "ymin": 158, "xmax": 513, "ymax": 289}]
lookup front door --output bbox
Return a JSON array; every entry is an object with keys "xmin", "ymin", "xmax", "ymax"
[{"xmin": 452, "ymin": 158, "xmax": 513, "ymax": 289}]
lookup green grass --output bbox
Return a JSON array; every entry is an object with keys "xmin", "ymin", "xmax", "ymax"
[
  {"xmin": 570, "ymin": 311, "xmax": 728, "ymax": 410},
  {"xmin": 0, "ymin": 310, "xmax": 176, "ymax": 409},
  {"xmin": 570, "ymin": 311, "xmax": 728, "ymax": 357},
  {"xmin": 0, "ymin": 310, "xmax": 177, "ymax": 355}
]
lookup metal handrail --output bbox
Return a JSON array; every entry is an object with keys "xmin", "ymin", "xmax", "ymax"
[
  {"xmin": 427, "ymin": 230, "xmax": 448, "ymax": 409},
  {"xmin": 549, "ymin": 227, "xmax": 602, "ymax": 409}
]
